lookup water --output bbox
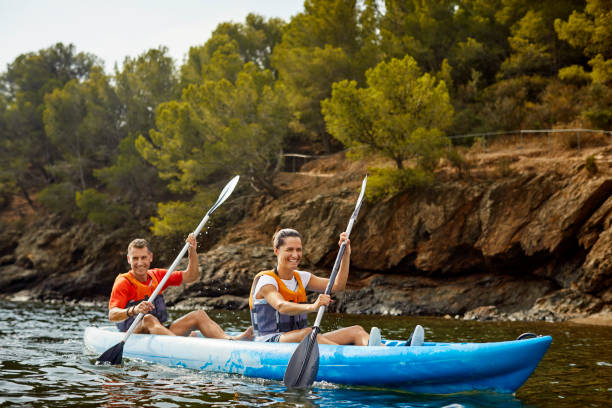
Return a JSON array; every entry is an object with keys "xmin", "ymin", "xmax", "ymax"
[{"xmin": 1, "ymin": 299, "xmax": 610, "ymax": 407}]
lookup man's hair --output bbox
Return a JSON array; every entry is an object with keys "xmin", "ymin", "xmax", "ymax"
[
  {"xmin": 273, "ymin": 228, "xmax": 302, "ymax": 249},
  {"xmin": 127, "ymin": 238, "xmax": 152, "ymax": 255}
]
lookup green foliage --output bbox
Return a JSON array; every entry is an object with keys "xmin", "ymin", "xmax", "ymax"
[
  {"xmin": 0, "ymin": 43, "xmax": 99, "ymax": 201},
  {"xmin": 323, "ymin": 55, "xmax": 453, "ymax": 171},
  {"xmin": 271, "ymin": 0, "xmax": 382, "ymax": 152},
  {"xmin": 149, "ymin": 189, "xmax": 218, "ymax": 237},
  {"xmin": 480, "ymin": 75, "xmax": 548, "ymax": 130},
  {"xmin": 38, "ymin": 182, "xmax": 77, "ymax": 216},
  {"xmin": 43, "ymin": 67, "xmax": 122, "ymax": 190},
  {"xmin": 2, "ymin": 1, "xmax": 611, "ymax": 239},
  {"xmin": 558, "ymin": 65, "xmax": 592, "ymax": 85},
  {"xmin": 380, "ymin": 0, "xmax": 459, "ymax": 72},
  {"xmin": 75, "ymin": 189, "xmax": 129, "ymax": 228},
  {"xmin": 365, "ymin": 167, "xmax": 434, "ymax": 201},
  {"xmin": 585, "ymin": 155, "xmax": 598, "ymax": 174},
  {"xmin": 500, "ymin": 10, "xmax": 554, "ymax": 77},
  {"xmin": 555, "ymin": 0, "xmax": 612, "ymax": 59},
  {"xmin": 180, "ymin": 14, "xmax": 285, "ymax": 87},
  {"xmin": 115, "ymin": 46, "xmax": 179, "ymax": 135},
  {"xmin": 147, "ymin": 64, "xmax": 288, "ymax": 193},
  {"xmin": 446, "ymin": 148, "xmax": 470, "ymax": 174},
  {"xmin": 93, "ymin": 135, "xmax": 166, "ymax": 207},
  {"xmin": 137, "ymin": 61, "xmax": 290, "ymax": 234},
  {"xmin": 272, "ymin": 44, "xmax": 353, "ymax": 152}
]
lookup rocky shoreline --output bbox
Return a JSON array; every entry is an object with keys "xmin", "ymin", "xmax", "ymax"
[{"xmin": 1, "ymin": 147, "xmax": 611, "ymax": 326}]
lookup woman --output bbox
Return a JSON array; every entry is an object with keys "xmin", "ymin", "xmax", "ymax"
[{"xmin": 249, "ymin": 228, "xmax": 379, "ymax": 345}]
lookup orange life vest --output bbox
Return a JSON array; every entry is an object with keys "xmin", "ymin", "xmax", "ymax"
[
  {"xmin": 249, "ymin": 269, "xmax": 308, "ymax": 337},
  {"xmin": 114, "ymin": 269, "xmax": 168, "ymax": 332}
]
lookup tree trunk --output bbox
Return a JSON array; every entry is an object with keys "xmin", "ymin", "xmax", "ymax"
[
  {"xmin": 395, "ymin": 158, "xmax": 404, "ymax": 170},
  {"xmin": 250, "ymin": 173, "xmax": 281, "ymax": 199},
  {"xmin": 18, "ymin": 182, "xmax": 36, "ymax": 210}
]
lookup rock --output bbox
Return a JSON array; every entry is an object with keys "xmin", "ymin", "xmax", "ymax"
[
  {"xmin": 1, "ymin": 149, "xmax": 611, "ymax": 323},
  {"xmin": 464, "ymin": 305, "xmax": 500, "ymax": 321},
  {"xmin": 528, "ymin": 288, "xmax": 604, "ymax": 319}
]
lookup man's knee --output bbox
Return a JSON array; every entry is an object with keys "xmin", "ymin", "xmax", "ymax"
[
  {"xmin": 191, "ymin": 309, "xmax": 211, "ymax": 322},
  {"xmin": 142, "ymin": 314, "xmax": 161, "ymax": 327}
]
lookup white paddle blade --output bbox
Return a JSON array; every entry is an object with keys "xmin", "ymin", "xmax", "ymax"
[{"xmin": 210, "ymin": 175, "xmax": 240, "ymax": 214}]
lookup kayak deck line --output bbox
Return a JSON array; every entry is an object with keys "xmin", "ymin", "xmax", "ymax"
[{"xmin": 84, "ymin": 326, "xmax": 551, "ymax": 394}]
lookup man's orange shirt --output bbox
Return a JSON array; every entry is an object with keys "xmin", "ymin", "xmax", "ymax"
[{"xmin": 108, "ymin": 268, "xmax": 183, "ymax": 310}]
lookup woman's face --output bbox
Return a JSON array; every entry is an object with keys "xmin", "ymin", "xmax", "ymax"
[{"xmin": 274, "ymin": 236, "xmax": 302, "ymax": 270}]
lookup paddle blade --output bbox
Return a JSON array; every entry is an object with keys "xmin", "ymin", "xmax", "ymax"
[
  {"xmin": 283, "ymin": 328, "xmax": 320, "ymax": 388},
  {"xmin": 96, "ymin": 341, "xmax": 124, "ymax": 365}
]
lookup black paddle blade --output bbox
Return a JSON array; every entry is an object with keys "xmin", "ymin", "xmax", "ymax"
[
  {"xmin": 283, "ymin": 328, "xmax": 320, "ymax": 388},
  {"xmin": 96, "ymin": 341, "xmax": 124, "ymax": 365}
]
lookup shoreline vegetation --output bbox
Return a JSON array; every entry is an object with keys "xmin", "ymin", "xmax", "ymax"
[{"xmin": 1, "ymin": 2, "xmax": 611, "ymax": 327}]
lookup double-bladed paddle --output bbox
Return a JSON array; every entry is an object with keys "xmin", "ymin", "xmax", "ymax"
[
  {"xmin": 97, "ymin": 175, "xmax": 241, "ymax": 365},
  {"xmin": 283, "ymin": 175, "xmax": 367, "ymax": 388}
]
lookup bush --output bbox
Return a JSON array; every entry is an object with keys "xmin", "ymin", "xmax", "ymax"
[
  {"xmin": 446, "ymin": 148, "xmax": 470, "ymax": 174},
  {"xmin": 366, "ymin": 167, "xmax": 434, "ymax": 201},
  {"xmin": 585, "ymin": 155, "xmax": 598, "ymax": 175},
  {"xmin": 75, "ymin": 189, "xmax": 130, "ymax": 229},
  {"xmin": 38, "ymin": 182, "xmax": 78, "ymax": 216}
]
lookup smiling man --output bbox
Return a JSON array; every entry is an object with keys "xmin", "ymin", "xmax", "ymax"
[{"xmin": 108, "ymin": 234, "xmax": 253, "ymax": 340}]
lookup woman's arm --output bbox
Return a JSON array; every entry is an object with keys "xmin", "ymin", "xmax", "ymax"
[
  {"xmin": 260, "ymin": 284, "xmax": 331, "ymax": 315},
  {"xmin": 306, "ymin": 232, "xmax": 351, "ymax": 294}
]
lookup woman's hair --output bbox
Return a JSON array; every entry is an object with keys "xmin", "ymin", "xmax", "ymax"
[{"xmin": 273, "ymin": 228, "xmax": 302, "ymax": 249}]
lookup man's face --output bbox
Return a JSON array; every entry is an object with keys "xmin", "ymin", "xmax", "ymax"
[{"xmin": 127, "ymin": 247, "xmax": 152, "ymax": 276}]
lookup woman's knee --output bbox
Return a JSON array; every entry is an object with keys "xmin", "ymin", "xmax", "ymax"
[{"xmin": 348, "ymin": 325, "xmax": 367, "ymax": 335}]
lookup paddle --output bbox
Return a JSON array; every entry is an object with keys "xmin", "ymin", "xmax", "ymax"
[
  {"xmin": 283, "ymin": 175, "xmax": 367, "ymax": 388},
  {"xmin": 97, "ymin": 175, "xmax": 240, "ymax": 365}
]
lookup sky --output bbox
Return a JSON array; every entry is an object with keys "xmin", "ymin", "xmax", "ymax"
[{"xmin": 0, "ymin": 0, "xmax": 305, "ymax": 72}]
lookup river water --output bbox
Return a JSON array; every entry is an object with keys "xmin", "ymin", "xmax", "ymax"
[{"xmin": 0, "ymin": 299, "xmax": 610, "ymax": 407}]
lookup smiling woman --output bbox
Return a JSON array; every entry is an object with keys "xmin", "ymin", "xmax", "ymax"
[{"xmin": 248, "ymin": 228, "xmax": 372, "ymax": 345}]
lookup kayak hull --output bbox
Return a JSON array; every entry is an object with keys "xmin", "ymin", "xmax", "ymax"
[{"xmin": 84, "ymin": 326, "xmax": 551, "ymax": 394}]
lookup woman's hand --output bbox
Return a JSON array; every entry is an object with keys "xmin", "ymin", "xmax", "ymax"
[{"xmin": 311, "ymin": 294, "xmax": 333, "ymax": 312}]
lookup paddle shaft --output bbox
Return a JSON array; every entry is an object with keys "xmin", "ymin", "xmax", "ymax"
[{"xmin": 312, "ymin": 179, "xmax": 364, "ymax": 328}]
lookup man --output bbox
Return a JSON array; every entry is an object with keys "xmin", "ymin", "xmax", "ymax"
[{"xmin": 108, "ymin": 233, "xmax": 253, "ymax": 340}]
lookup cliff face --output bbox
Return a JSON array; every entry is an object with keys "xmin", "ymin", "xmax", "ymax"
[{"xmin": 1, "ymin": 146, "xmax": 611, "ymax": 323}]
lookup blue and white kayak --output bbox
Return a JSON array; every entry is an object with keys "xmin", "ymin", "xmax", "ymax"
[{"xmin": 84, "ymin": 326, "xmax": 551, "ymax": 394}]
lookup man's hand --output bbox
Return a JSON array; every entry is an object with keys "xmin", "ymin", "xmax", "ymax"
[{"xmin": 134, "ymin": 300, "xmax": 155, "ymax": 315}]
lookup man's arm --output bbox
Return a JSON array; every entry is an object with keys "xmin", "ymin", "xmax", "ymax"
[
  {"xmin": 109, "ymin": 306, "xmax": 131, "ymax": 322},
  {"xmin": 182, "ymin": 233, "xmax": 199, "ymax": 284},
  {"xmin": 108, "ymin": 280, "xmax": 134, "ymax": 322}
]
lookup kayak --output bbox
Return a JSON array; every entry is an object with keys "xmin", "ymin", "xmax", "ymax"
[{"xmin": 84, "ymin": 326, "xmax": 551, "ymax": 394}]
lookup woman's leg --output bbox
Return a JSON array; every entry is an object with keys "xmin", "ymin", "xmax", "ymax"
[
  {"xmin": 321, "ymin": 325, "xmax": 369, "ymax": 346},
  {"xmin": 279, "ymin": 328, "xmax": 340, "ymax": 345}
]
